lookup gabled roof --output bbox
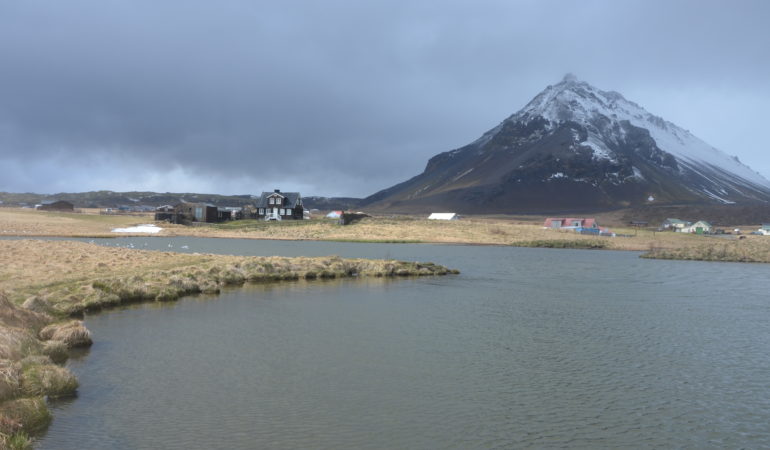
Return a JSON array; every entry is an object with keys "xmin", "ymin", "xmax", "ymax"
[
  {"xmin": 255, "ymin": 191, "xmax": 301, "ymax": 208},
  {"xmin": 664, "ymin": 218, "xmax": 688, "ymax": 224}
]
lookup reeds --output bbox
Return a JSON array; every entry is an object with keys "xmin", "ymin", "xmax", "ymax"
[{"xmin": 641, "ymin": 238, "xmax": 770, "ymax": 263}]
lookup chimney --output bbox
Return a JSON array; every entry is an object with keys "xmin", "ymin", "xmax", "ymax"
[{"xmin": 274, "ymin": 189, "xmax": 280, "ymax": 193}]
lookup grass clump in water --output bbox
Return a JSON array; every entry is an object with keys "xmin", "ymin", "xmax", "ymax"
[
  {"xmin": 39, "ymin": 321, "xmax": 92, "ymax": 349},
  {"xmin": 0, "ymin": 430, "xmax": 33, "ymax": 450},
  {"xmin": 0, "ymin": 397, "xmax": 52, "ymax": 436},
  {"xmin": 512, "ymin": 239, "xmax": 608, "ymax": 249},
  {"xmin": 19, "ymin": 356, "xmax": 78, "ymax": 398}
]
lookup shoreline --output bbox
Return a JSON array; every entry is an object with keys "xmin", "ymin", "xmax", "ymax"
[
  {"xmin": 3, "ymin": 230, "xmax": 768, "ymax": 264},
  {"xmin": 0, "ymin": 240, "xmax": 456, "ymax": 448},
  {"xmin": 2, "ymin": 206, "xmax": 769, "ymax": 262}
]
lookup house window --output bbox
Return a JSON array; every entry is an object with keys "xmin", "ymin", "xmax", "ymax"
[
  {"xmin": 258, "ymin": 208, "xmax": 264, "ymax": 215},
  {"xmin": 268, "ymin": 198, "xmax": 274, "ymax": 205},
  {"xmin": 278, "ymin": 208, "xmax": 284, "ymax": 215}
]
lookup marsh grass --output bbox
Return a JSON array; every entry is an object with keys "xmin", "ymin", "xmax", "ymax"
[
  {"xmin": 19, "ymin": 359, "xmax": 78, "ymax": 398},
  {"xmin": 640, "ymin": 238, "xmax": 770, "ymax": 263},
  {"xmin": 512, "ymin": 239, "xmax": 609, "ymax": 249},
  {"xmin": 0, "ymin": 397, "xmax": 51, "ymax": 435},
  {"xmin": 39, "ymin": 322, "xmax": 92, "ymax": 348}
]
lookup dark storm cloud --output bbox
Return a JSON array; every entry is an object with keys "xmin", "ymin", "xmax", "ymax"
[{"xmin": 1, "ymin": 0, "xmax": 769, "ymax": 196}]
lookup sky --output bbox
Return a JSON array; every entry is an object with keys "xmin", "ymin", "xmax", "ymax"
[{"xmin": 1, "ymin": 0, "xmax": 769, "ymax": 198}]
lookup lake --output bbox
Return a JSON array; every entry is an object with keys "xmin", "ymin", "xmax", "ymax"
[{"xmin": 31, "ymin": 238, "xmax": 770, "ymax": 448}]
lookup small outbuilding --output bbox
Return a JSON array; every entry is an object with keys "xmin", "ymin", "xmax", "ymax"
[
  {"xmin": 428, "ymin": 213, "xmax": 459, "ymax": 220},
  {"xmin": 544, "ymin": 217, "xmax": 598, "ymax": 229},
  {"xmin": 662, "ymin": 218, "xmax": 690, "ymax": 231},
  {"xmin": 326, "ymin": 210, "xmax": 343, "ymax": 219},
  {"xmin": 169, "ymin": 202, "xmax": 219, "ymax": 224}
]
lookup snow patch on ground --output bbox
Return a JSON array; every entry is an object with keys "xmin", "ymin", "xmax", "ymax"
[{"xmin": 112, "ymin": 224, "xmax": 163, "ymax": 233}]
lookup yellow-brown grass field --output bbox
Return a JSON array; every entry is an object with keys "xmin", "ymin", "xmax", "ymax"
[{"xmin": 2, "ymin": 206, "xmax": 769, "ymax": 259}]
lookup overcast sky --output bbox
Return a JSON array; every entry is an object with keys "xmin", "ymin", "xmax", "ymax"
[{"xmin": 1, "ymin": 0, "xmax": 768, "ymax": 197}]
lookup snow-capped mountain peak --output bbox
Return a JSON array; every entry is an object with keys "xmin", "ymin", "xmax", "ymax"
[
  {"xmin": 507, "ymin": 74, "xmax": 770, "ymax": 193},
  {"xmin": 363, "ymin": 76, "xmax": 770, "ymax": 213}
]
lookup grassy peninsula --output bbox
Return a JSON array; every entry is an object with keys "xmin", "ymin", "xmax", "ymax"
[{"xmin": 0, "ymin": 239, "xmax": 455, "ymax": 447}]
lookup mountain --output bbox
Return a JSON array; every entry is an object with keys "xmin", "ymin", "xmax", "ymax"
[{"xmin": 362, "ymin": 74, "xmax": 770, "ymax": 213}]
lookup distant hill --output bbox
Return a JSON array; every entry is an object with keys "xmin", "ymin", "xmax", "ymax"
[
  {"xmin": 301, "ymin": 197, "xmax": 362, "ymax": 211},
  {"xmin": 0, "ymin": 191, "xmax": 361, "ymax": 210},
  {"xmin": 361, "ymin": 74, "xmax": 770, "ymax": 213}
]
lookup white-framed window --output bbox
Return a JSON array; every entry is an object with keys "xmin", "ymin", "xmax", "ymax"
[
  {"xmin": 258, "ymin": 208, "xmax": 264, "ymax": 215},
  {"xmin": 278, "ymin": 208, "xmax": 284, "ymax": 215},
  {"xmin": 268, "ymin": 198, "xmax": 274, "ymax": 205}
]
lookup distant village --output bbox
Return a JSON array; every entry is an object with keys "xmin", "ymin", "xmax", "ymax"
[{"xmin": 24, "ymin": 189, "xmax": 770, "ymax": 236}]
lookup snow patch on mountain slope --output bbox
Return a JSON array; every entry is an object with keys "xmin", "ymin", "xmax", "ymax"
[{"xmin": 512, "ymin": 76, "xmax": 770, "ymax": 189}]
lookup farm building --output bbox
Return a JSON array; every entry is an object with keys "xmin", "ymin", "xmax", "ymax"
[
  {"xmin": 326, "ymin": 210, "xmax": 343, "ymax": 219},
  {"xmin": 37, "ymin": 200, "xmax": 74, "ymax": 211},
  {"xmin": 681, "ymin": 220, "xmax": 713, "ymax": 234},
  {"xmin": 153, "ymin": 205, "xmax": 176, "ymax": 222},
  {"xmin": 661, "ymin": 218, "xmax": 690, "ymax": 231},
  {"xmin": 428, "ymin": 213, "xmax": 459, "ymax": 220},
  {"xmin": 544, "ymin": 217, "xmax": 598, "ymax": 229},
  {"xmin": 218, "ymin": 207, "xmax": 243, "ymax": 221},
  {"xmin": 757, "ymin": 224, "xmax": 770, "ymax": 236},
  {"xmin": 255, "ymin": 189, "xmax": 304, "ymax": 220},
  {"xmin": 158, "ymin": 202, "xmax": 219, "ymax": 224}
]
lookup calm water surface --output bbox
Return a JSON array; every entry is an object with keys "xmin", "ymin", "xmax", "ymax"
[{"xmin": 30, "ymin": 238, "xmax": 770, "ymax": 449}]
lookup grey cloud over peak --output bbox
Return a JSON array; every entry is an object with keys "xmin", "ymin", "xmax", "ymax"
[{"xmin": 1, "ymin": 0, "xmax": 769, "ymax": 197}]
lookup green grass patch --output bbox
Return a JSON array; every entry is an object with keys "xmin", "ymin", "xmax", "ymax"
[
  {"xmin": 327, "ymin": 239, "xmax": 424, "ymax": 244},
  {"xmin": 640, "ymin": 243, "xmax": 770, "ymax": 263},
  {"xmin": 512, "ymin": 240, "xmax": 608, "ymax": 249},
  {"xmin": 213, "ymin": 219, "xmax": 333, "ymax": 230}
]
